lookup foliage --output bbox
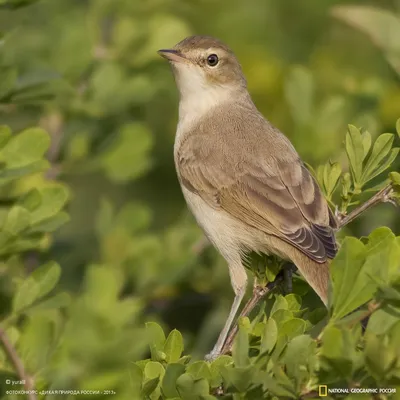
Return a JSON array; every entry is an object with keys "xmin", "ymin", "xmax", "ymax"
[
  {"xmin": 130, "ymin": 123, "xmax": 400, "ymax": 398},
  {"xmin": 0, "ymin": 0, "xmax": 399, "ymax": 400},
  {"xmin": 332, "ymin": 5, "xmax": 400, "ymax": 76}
]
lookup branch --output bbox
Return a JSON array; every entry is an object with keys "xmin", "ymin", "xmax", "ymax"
[
  {"xmin": 221, "ymin": 275, "xmax": 284, "ymax": 355},
  {"xmin": 0, "ymin": 326, "xmax": 37, "ymax": 400},
  {"xmin": 40, "ymin": 111, "xmax": 64, "ymax": 180},
  {"xmin": 337, "ymin": 184, "xmax": 396, "ymax": 229}
]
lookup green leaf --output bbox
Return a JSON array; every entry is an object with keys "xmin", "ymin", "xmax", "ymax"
[
  {"xmin": 141, "ymin": 377, "xmax": 160, "ymax": 397},
  {"xmin": 66, "ymin": 134, "xmax": 90, "ymax": 161},
  {"xmin": 177, "ymin": 355, "xmax": 191, "ymax": 365},
  {"xmin": 365, "ymin": 227, "xmax": 400, "ymax": 282},
  {"xmin": 396, "ymin": 118, "xmax": 400, "ymax": 137},
  {"xmin": 176, "ymin": 373, "xmax": 209, "ymax": 397},
  {"xmin": 232, "ymin": 321, "xmax": 249, "ymax": 367},
  {"xmin": 285, "ymin": 294, "xmax": 302, "ymax": 311},
  {"xmin": 9, "ymin": 77, "xmax": 59, "ymax": 104},
  {"xmin": 28, "ymin": 211, "xmax": 70, "ymax": 233},
  {"xmin": 161, "ymin": 363, "xmax": 185, "ymax": 398},
  {"xmin": 261, "ymin": 374, "xmax": 297, "ymax": 398},
  {"xmin": 320, "ymin": 325, "xmax": 354, "ymax": 377},
  {"xmin": 0, "ymin": 127, "xmax": 50, "ymax": 168},
  {"xmin": 390, "ymin": 171, "xmax": 400, "ymax": 186},
  {"xmin": 0, "ymin": 67, "xmax": 17, "ymax": 99},
  {"xmin": 341, "ymin": 171, "xmax": 352, "ymax": 201},
  {"xmin": 146, "ymin": 322, "xmax": 166, "ymax": 361},
  {"xmin": 366, "ymin": 148, "xmax": 399, "ymax": 183},
  {"xmin": 0, "ymin": 0, "xmax": 42, "ymax": 9},
  {"xmin": 209, "ymin": 356, "xmax": 232, "ymax": 388},
  {"xmin": 164, "ymin": 329, "xmax": 184, "ymax": 363},
  {"xmin": 331, "ymin": 238, "xmax": 373, "ymax": 319},
  {"xmin": 366, "ymin": 307, "xmax": 400, "ymax": 335},
  {"xmin": 144, "ymin": 361, "xmax": 165, "ymax": 380},
  {"xmin": 345, "ymin": 125, "xmax": 364, "ymax": 186},
  {"xmin": 275, "ymin": 366, "xmax": 298, "ymax": 392},
  {"xmin": 271, "ymin": 309, "xmax": 293, "ymax": 327},
  {"xmin": 365, "ymin": 333, "xmax": 396, "ymax": 381},
  {"xmin": 220, "ymin": 365, "xmax": 254, "ymax": 393},
  {"xmin": 187, "ymin": 361, "xmax": 211, "ymax": 380},
  {"xmin": 270, "ymin": 295, "xmax": 288, "ymax": 316},
  {"xmin": 324, "ymin": 162, "xmax": 342, "ymax": 199},
  {"xmin": 116, "ymin": 202, "xmax": 152, "ymax": 234},
  {"xmin": 284, "ymin": 66, "xmax": 314, "ymax": 125},
  {"xmin": 361, "ymin": 130, "xmax": 372, "ymax": 158},
  {"xmin": 332, "ymin": 6, "xmax": 400, "ymax": 75},
  {"xmin": 279, "ymin": 319, "xmax": 306, "ymax": 341},
  {"xmin": 362, "ymin": 133, "xmax": 396, "ymax": 183},
  {"xmin": 0, "ymin": 160, "xmax": 50, "ymax": 183},
  {"xmin": 24, "ymin": 292, "xmax": 71, "ymax": 314},
  {"xmin": 30, "ymin": 185, "xmax": 69, "ymax": 224},
  {"xmin": 129, "ymin": 363, "xmax": 143, "ymax": 395},
  {"xmin": 12, "ymin": 261, "xmax": 61, "ymax": 313},
  {"xmin": 284, "ymin": 335, "xmax": 316, "ymax": 381},
  {"xmin": 0, "ymin": 125, "xmax": 11, "ymax": 148},
  {"xmin": 18, "ymin": 189, "xmax": 41, "ymax": 211},
  {"xmin": 260, "ymin": 318, "xmax": 278, "ymax": 354},
  {"xmin": 143, "ymin": 362, "xmax": 165, "ymax": 399},
  {"xmin": 101, "ymin": 122, "xmax": 153, "ymax": 182},
  {"xmin": 3, "ymin": 206, "xmax": 30, "ymax": 235}
]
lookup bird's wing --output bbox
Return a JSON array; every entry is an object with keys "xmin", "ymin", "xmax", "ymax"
[{"xmin": 177, "ymin": 132, "xmax": 337, "ymax": 263}]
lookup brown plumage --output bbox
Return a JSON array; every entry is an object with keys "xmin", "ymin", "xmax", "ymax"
[
  {"xmin": 177, "ymin": 103, "xmax": 337, "ymax": 262},
  {"xmin": 158, "ymin": 35, "xmax": 337, "ymax": 360}
]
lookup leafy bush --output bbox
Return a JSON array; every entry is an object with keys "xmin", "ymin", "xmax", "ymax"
[{"xmin": 131, "ymin": 122, "xmax": 400, "ymax": 399}]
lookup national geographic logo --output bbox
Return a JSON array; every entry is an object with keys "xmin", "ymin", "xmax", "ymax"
[{"xmin": 318, "ymin": 386, "xmax": 396, "ymax": 396}]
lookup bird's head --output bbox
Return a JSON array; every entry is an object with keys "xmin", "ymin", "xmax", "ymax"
[{"xmin": 158, "ymin": 36, "xmax": 247, "ymax": 101}]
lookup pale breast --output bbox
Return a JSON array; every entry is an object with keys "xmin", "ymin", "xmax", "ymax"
[{"xmin": 181, "ymin": 186, "xmax": 269, "ymax": 263}]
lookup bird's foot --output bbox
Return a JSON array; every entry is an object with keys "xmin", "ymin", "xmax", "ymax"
[
  {"xmin": 334, "ymin": 205, "xmax": 345, "ymax": 222},
  {"xmin": 204, "ymin": 348, "xmax": 221, "ymax": 362}
]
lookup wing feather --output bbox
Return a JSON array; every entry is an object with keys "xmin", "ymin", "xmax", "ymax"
[{"xmin": 176, "ymin": 116, "xmax": 337, "ymax": 262}]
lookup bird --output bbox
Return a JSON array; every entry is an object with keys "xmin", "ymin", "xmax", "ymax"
[{"xmin": 158, "ymin": 35, "xmax": 337, "ymax": 360}]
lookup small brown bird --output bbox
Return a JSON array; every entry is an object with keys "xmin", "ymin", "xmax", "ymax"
[{"xmin": 158, "ymin": 36, "xmax": 337, "ymax": 360}]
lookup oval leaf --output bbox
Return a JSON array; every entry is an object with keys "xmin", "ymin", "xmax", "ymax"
[
  {"xmin": 12, "ymin": 261, "xmax": 61, "ymax": 313},
  {"xmin": 164, "ymin": 329, "xmax": 184, "ymax": 363}
]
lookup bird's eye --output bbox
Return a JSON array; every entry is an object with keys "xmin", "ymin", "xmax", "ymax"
[{"xmin": 206, "ymin": 54, "xmax": 219, "ymax": 67}]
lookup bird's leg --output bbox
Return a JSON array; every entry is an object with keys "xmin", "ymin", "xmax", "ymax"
[
  {"xmin": 220, "ymin": 274, "xmax": 285, "ymax": 355},
  {"xmin": 205, "ymin": 288, "xmax": 246, "ymax": 361},
  {"xmin": 283, "ymin": 262, "xmax": 297, "ymax": 294},
  {"xmin": 205, "ymin": 263, "xmax": 247, "ymax": 361}
]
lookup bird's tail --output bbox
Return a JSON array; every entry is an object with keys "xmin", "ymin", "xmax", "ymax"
[{"xmin": 266, "ymin": 236, "xmax": 330, "ymax": 306}]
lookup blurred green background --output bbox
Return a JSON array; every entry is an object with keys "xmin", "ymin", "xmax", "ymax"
[{"xmin": 0, "ymin": 0, "xmax": 399, "ymax": 398}]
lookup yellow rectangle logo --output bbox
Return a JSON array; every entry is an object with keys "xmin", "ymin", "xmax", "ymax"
[{"xmin": 319, "ymin": 385, "xmax": 328, "ymax": 397}]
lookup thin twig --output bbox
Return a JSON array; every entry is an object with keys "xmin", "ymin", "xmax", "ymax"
[
  {"xmin": 40, "ymin": 111, "xmax": 64, "ymax": 180},
  {"xmin": 0, "ymin": 326, "xmax": 37, "ymax": 400},
  {"xmin": 350, "ymin": 301, "xmax": 381, "ymax": 328},
  {"xmin": 337, "ymin": 184, "xmax": 395, "ymax": 229},
  {"xmin": 221, "ymin": 275, "xmax": 284, "ymax": 355}
]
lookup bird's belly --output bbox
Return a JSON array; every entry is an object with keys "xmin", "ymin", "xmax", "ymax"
[{"xmin": 181, "ymin": 186, "xmax": 269, "ymax": 262}]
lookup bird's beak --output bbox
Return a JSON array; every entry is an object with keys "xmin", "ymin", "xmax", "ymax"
[{"xmin": 157, "ymin": 49, "xmax": 187, "ymax": 63}]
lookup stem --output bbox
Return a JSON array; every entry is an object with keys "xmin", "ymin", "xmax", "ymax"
[
  {"xmin": 337, "ymin": 184, "xmax": 395, "ymax": 229},
  {"xmin": 221, "ymin": 275, "xmax": 284, "ymax": 355},
  {"xmin": 0, "ymin": 326, "xmax": 37, "ymax": 400}
]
